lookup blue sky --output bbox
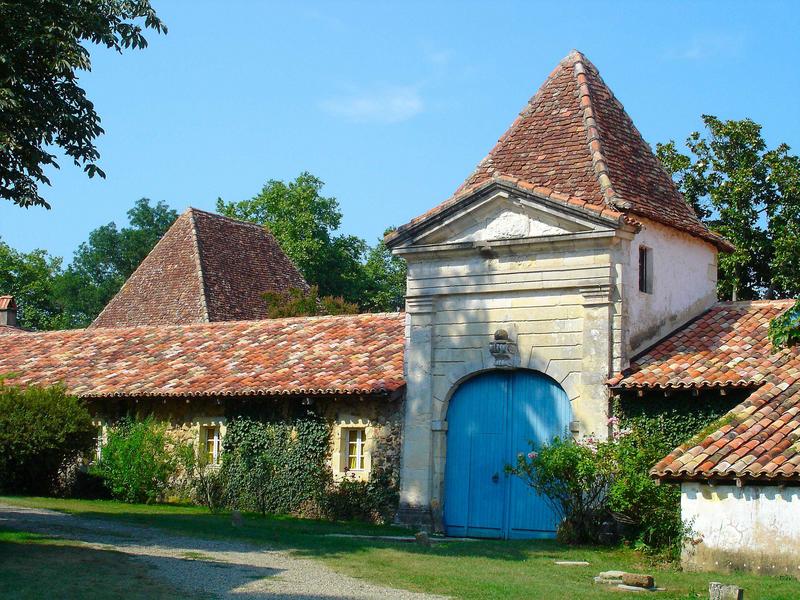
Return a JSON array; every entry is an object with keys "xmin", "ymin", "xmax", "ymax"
[{"xmin": 2, "ymin": 1, "xmax": 799, "ymax": 261}]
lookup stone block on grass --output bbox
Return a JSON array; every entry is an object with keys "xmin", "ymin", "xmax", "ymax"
[
  {"xmin": 709, "ymin": 582, "xmax": 744, "ymax": 600},
  {"xmin": 622, "ymin": 573, "xmax": 655, "ymax": 589}
]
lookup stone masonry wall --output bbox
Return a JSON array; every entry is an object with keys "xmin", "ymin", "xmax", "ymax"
[{"xmin": 87, "ymin": 395, "xmax": 403, "ymax": 483}]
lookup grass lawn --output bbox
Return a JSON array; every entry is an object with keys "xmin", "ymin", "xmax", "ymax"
[
  {"xmin": 0, "ymin": 528, "xmax": 182, "ymax": 599},
  {"xmin": 3, "ymin": 496, "xmax": 800, "ymax": 600}
]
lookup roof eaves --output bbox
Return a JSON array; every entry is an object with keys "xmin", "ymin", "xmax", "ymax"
[{"xmin": 385, "ymin": 175, "xmax": 629, "ymax": 248}]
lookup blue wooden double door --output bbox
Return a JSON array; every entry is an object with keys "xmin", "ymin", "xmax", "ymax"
[{"xmin": 443, "ymin": 370, "xmax": 572, "ymax": 539}]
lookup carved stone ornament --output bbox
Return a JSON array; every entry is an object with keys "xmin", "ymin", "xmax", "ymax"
[{"xmin": 489, "ymin": 329, "xmax": 517, "ymax": 368}]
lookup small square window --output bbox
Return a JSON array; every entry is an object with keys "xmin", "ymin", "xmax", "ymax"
[
  {"xmin": 202, "ymin": 425, "xmax": 222, "ymax": 465},
  {"xmin": 345, "ymin": 429, "xmax": 366, "ymax": 471},
  {"xmin": 638, "ymin": 246, "xmax": 653, "ymax": 294}
]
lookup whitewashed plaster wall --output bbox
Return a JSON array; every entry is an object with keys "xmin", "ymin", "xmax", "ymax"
[
  {"xmin": 621, "ymin": 217, "xmax": 718, "ymax": 356},
  {"xmin": 681, "ymin": 482, "xmax": 800, "ymax": 576}
]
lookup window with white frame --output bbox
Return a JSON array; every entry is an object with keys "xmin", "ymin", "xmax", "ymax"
[
  {"xmin": 202, "ymin": 425, "xmax": 222, "ymax": 465},
  {"xmin": 91, "ymin": 422, "xmax": 105, "ymax": 462},
  {"xmin": 345, "ymin": 428, "xmax": 366, "ymax": 471}
]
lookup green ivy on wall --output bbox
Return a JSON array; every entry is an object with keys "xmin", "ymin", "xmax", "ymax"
[
  {"xmin": 614, "ymin": 392, "xmax": 744, "ymax": 455},
  {"xmin": 221, "ymin": 406, "xmax": 331, "ymax": 516},
  {"xmin": 608, "ymin": 390, "xmax": 746, "ymax": 557}
]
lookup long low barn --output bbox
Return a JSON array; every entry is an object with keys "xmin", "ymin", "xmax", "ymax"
[{"xmin": 0, "ymin": 312, "xmax": 407, "ymax": 481}]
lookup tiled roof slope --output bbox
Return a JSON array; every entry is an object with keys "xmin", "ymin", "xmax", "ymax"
[
  {"xmin": 609, "ymin": 301, "xmax": 795, "ymax": 390},
  {"xmin": 92, "ymin": 208, "xmax": 308, "ymax": 328},
  {"xmin": 0, "ymin": 313, "xmax": 405, "ymax": 398},
  {"xmin": 651, "ymin": 357, "xmax": 800, "ymax": 482},
  {"xmin": 388, "ymin": 51, "xmax": 731, "ymax": 251},
  {"xmin": 0, "ymin": 296, "xmax": 15, "ymax": 310},
  {"xmin": 609, "ymin": 300, "xmax": 800, "ymax": 481}
]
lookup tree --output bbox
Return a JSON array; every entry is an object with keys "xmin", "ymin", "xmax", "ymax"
[
  {"xmin": 0, "ymin": 238, "xmax": 67, "ymax": 330},
  {"xmin": 657, "ymin": 115, "xmax": 800, "ymax": 300},
  {"xmin": 56, "ymin": 198, "xmax": 178, "ymax": 326},
  {"xmin": 769, "ymin": 300, "xmax": 800, "ymax": 350},
  {"xmin": 361, "ymin": 228, "xmax": 407, "ymax": 312},
  {"xmin": 263, "ymin": 286, "xmax": 358, "ymax": 319},
  {"xmin": 0, "ymin": 0, "xmax": 166, "ymax": 208},
  {"xmin": 217, "ymin": 173, "xmax": 368, "ymax": 303}
]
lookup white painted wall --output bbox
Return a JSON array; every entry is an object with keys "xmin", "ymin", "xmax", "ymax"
[
  {"xmin": 681, "ymin": 482, "xmax": 800, "ymax": 575},
  {"xmin": 621, "ymin": 217, "xmax": 718, "ymax": 356}
]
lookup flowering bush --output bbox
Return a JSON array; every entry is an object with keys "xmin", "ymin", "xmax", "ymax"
[{"xmin": 507, "ymin": 435, "xmax": 617, "ymax": 543}]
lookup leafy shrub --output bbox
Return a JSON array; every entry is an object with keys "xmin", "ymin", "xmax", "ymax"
[
  {"xmin": 769, "ymin": 298, "xmax": 800, "ymax": 349},
  {"xmin": 222, "ymin": 413, "xmax": 331, "ymax": 515},
  {"xmin": 507, "ymin": 436, "xmax": 615, "ymax": 543},
  {"xmin": 0, "ymin": 380, "xmax": 95, "ymax": 495},
  {"xmin": 263, "ymin": 285, "xmax": 358, "ymax": 318},
  {"xmin": 324, "ymin": 469, "xmax": 399, "ymax": 524},
  {"xmin": 92, "ymin": 416, "xmax": 184, "ymax": 504},
  {"xmin": 177, "ymin": 445, "xmax": 228, "ymax": 513},
  {"xmin": 612, "ymin": 394, "xmax": 741, "ymax": 558},
  {"xmin": 604, "ymin": 428, "xmax": 685, "ymax": 554}
]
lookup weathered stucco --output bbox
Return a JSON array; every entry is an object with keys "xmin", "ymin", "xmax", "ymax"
[
  {"xmin": 681, "ymin": 482, "xmax": 800, "ymax": 577},
  {"xmin": 621, "ymin": 217, "xmax": 718, "ymax": 356}
]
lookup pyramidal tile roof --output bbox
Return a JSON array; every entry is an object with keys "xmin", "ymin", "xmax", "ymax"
[
  {"xmin": 91, "ymin": 208, "xmax": 308, "ymax": 328},
  {"xmin": 388, "ymin": 50, "xmax": 731, "ymax": 251}
]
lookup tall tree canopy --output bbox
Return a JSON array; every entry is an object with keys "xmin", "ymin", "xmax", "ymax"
[
  {"xmin": 0, "ymin": 239, "xmax": 66, "ymax": 330},
  {"xmin": 0, "ymin": 0, "xmax": 165, "ymax": 208},
  {"xmin": 217, "ymin": 173, "xmax": 369, "ymax": 305},
  {"xmin": 361, "ymin": 228, "xmax": 407, "ymax": 313},
  {"xmin": 56, "ymin": 198, "xmax": 178, "ymax": 326},
  {"xmin": 218, "ymin": 174, "xmax": 408, "ymax": 311},
  {"xmin": 658, "ymin": 115, "xmax": 800, "ymax": 301}
]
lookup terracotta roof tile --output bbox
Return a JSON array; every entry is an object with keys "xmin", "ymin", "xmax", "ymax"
[
  {"xmin": 609, "ymin": 300, "xmax": 795, "ymax": 390},
  {"xmin": 387, "ymin": 50, "xmax": 732, "ymax": 251},
  {"xmin": 610, "ymin": 299, "xmax": 800, "ymax": 482},
  {"xmin": 92, "ymin": 209, "xmax": 308, "ymax": 328},
  {"xmin": 651, "ymin": 367, "xmax": 800, "ymax": 482},
  {"xmin": 0, "ymin": 313, "xmax": 405, "ymax": 398}
]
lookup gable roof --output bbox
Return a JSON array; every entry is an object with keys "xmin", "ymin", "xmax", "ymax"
[
  {"xmin": 91, "ymin": 208, "xmax": 308, "ymax": 328},
  {"xmin": 387, "ymin": 51, "xmax": 731, "ymax": 251},
  {"xmin": 609, "ymin": 300, "xmax": 800, "ymax": 482},
  {"xmin": 0, "ymin": 313, "xmax": 405, "ymax": 398}
]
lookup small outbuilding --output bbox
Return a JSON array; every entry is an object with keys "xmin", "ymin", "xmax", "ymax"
[{"xmin": 612, "ymin": 301, "xmax": 800, "ymax": 575}]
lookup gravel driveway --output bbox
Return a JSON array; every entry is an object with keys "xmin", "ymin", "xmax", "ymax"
[{"xmin": 0, "ymin": 503, "xmax": 447, "ymax": 600}]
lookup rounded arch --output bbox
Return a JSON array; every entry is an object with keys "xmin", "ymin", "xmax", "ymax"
[
  {"xmin": 435, "ymin": 362, "xmax": 579, "ymax": 424},
  {"xmin": 442, "ymin": 369, "xmax": 572, "ymax": 539}
]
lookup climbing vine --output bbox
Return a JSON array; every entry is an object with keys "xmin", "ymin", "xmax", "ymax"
[
  {"xmin": 221, "ymin": 407, "xmax": 331, "ymax": 516},
  {"xmin": 608, "ymin": 392, "xmax": 744, "ymax": 557}
]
